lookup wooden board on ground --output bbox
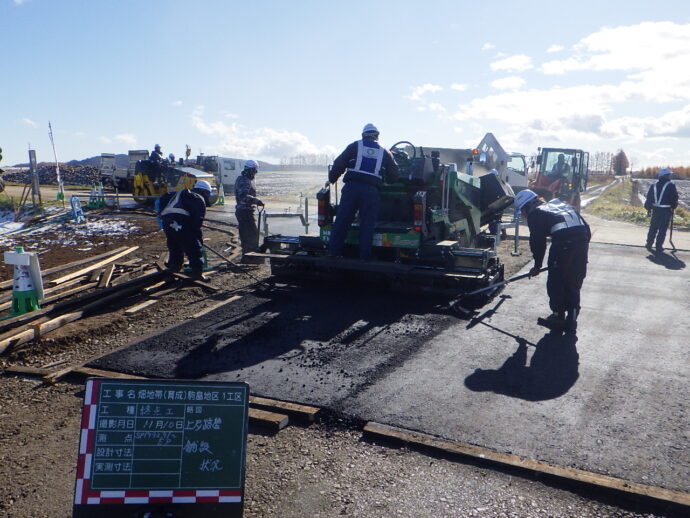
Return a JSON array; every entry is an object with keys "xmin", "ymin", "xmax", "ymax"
[
  {"xmin": 248, "ymin": 407, "xmax": 289, "ymax": 431},
  {"xmin": 249, "ymin": 395, "xmax": 320, "ymax": 423},
  {"xmin": 124, "ymin": 299, "xmax": 158, "ymax": 315},
  {"xmin": 0, "ymin": 246, "xmax": 130, "ymax": 290},
  {"xmin": 49, "ymin": 247, "xmax": 139, "ymax": 286},
  {"xmin": 98, "ymin": 264, "xmax": 115, "ymax": 288},
  {"xmin": 363, "ymin": 422, "xmax": 690, "ymax": 507}
]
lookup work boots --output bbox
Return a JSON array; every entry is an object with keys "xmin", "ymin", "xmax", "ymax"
[{"xmin": 537, "ymin": 312, "xmax": 566, "ymax": 331}]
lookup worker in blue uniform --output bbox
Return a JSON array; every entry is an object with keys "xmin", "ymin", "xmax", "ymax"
[
  {"xmin": 150, "ymin": 144, "xmax": 163, "ymax": 163},
  {"xmin": 644, "ymin": 168, "xmax": 679, "ymax": 253},
  {"xmin": 327, "ymin": 123, "xmax": 399, "ymax": 260},
  {"xmin": 158, "ymin": 180, "xmax": 212, "ymax": 279},
  {"xmin": 234, "ymin": 160, "xmax": 264, "ymax": 263},
  {"xmin": 514, "ymin": 189, "xmax": 591, "ymax": 332}
]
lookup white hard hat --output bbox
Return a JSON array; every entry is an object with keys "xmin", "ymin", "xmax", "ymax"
[
  {"xmin": 658, "ymin": 167, "xmax": 673, "ymax": 177},
  {"xmin": 244, "ymin": 159, "xmax": 258, "ymax": 169},
  {"xmin": 514, "ymin": 189, "xmax": 538, "ymax": 214},
  {"xmin": 194, "ymin": 180, "xmax": 212, "ymax": 193},
  {"xmin": 489, "ymin": 169, "xmax": 499, "ymax": 176},
  {"xmin": 362, "ymin": 123, "xmax": 379, "ymax": 135}
]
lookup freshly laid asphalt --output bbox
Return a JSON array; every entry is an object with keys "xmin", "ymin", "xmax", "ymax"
[{"xmin": 91, "ymin": 241, "xmax": 689, "ymax": 494}]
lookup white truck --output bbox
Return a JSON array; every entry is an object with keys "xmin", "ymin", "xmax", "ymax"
[
  {"xmin": 197, "ymin": 155, "xmax": 246, "ymax": 194},
  {"xmin": 99, "ymin": 150, "xmax": 149, "ymax": 191}
]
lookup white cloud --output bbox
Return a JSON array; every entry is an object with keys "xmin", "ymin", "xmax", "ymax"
[
  {"xmin": 490, "ymin": 54, "xmax": 533, "ymax": 72},
  {"xmin": 541, "ymin": 21, "xmax": 690, "ymax": 76},
  {"xmin": 190, "ymin": 106, "xmax": 336, "ymax": 161},
  {"xmin": 13, "ymin": 0, "xmax": 29, "ymax": 5},
  {"xmin": 115, "ymin": 133, "xmax": 137, "ymax": 146},
  {"xmin": 546, "ymin": 44, "xmax": 564, "ymax": 53},
  {"xmin": 171, "ymin": 100, "xmax": 183, "ymax": 106},
  {"xmin": 490, "ymin": 76, "xmax": 526, "ymax": 90},
  {"xmin": 99, "ymin": 136, "xmax": 112, "ymax": 144},
  {"xmin": 73, "ymin": 131, "xmax": 86, "ymax": 137},
  {"xmin": 406, "ymin": 83, "xmax": 443, "ymax": 101},
  {"xmin": 450, "ymin": 83, "xmax": 467, "ymax": 91},
  {"xmin": 481, "ymin": 43, "xmax": 495, "ymax": 51},
  {"xmin": 22, "ymin": 118, "xmax": 38, "ymax": 127},
  {"xmin": 223, "ymin": 112, "xmax": 239, "ymax": 119},
  {"xmin": 427, "ymin": 103, "xmax": 446, "ymax": 113}
]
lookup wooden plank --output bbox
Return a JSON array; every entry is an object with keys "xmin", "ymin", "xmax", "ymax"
[
  {"xmin": 0, "ymin": 277, "xmax": 90, "ymax": 311},
  {"xmin": 98, "ymin": 264, "xmax": 115, "ymax": 288},
  {"xmin": 363, "ymin": 422, "xmax": 690, "ymax": 507},
  {"xmin": 171, "ymin": 272, "xmax": 219, "ymax": 292},
  {"xmin": 110, "ymin": 265, "xmax": 148, "ymax": 286},
  {"xmin": 49, "ymin": 247, "xmax": 139, "ymax": 286},
  {"xmin": 248, "ymin": 407, "xmax": 289, "ymax": 431},
  {"xmin": 0, "ymin": 246, "xmax": 129, "ymax": 290},
  {"xmin": 191, "ymin": 295, "xmax": 241, "ymax": 318},
  {"xmin": 124, "ymin": 299, "xmax": 158, "ymax": 315},
  {"xmin": 249, "ymin": 395, "xmax": 320, "ymax": 423},
  {"xmin": 72, "ymin": 366, "xmax": 148, "ymax": 379},
  {"xmin": 3, "ymin": 365, "xmax": 52, "ymax": 377}
]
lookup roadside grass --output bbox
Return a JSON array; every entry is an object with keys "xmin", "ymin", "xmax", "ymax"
[{"xmin": 584, "ymin": 178, "xmax": 689, "ymax": 230}]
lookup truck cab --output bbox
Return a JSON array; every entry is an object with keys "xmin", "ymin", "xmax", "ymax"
[
  {"xmin": 474, "ymin": 133, "xmax": 528, "ymax": 188},
  {"xmin": 530, "ymin": 148, "xmax": 589, "ymax": 211},
  {"xmin": 198, "ymin": 155, "xmax": 245, "ymax": 194}
]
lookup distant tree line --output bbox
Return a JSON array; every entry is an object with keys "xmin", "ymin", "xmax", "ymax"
[{"xmin": 634, "ymin": 166, "xmax": 690, "ymax": 180}]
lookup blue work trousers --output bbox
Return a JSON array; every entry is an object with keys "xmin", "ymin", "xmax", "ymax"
[
  {"xmin": 646, "ymin": 208, "xmax": 672, "ymax": 249},
  {"xmin": 328, "ymin": 182, "xmax": 380, "ymax": 260}
]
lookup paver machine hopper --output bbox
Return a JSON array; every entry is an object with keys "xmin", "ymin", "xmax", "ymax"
[{"xmin": 260, "ymin": 141, "xmax": 515, "ymax": 296}]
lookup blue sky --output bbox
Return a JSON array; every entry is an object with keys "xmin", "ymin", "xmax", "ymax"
[{"xmin": 2, "ymin": 0, "xmax": 690, "ymax": 168}]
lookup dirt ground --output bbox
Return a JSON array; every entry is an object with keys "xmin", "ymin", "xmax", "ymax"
[{"xmin": 0, "ymin": 208, "xmax": 674, "ymax": 518}]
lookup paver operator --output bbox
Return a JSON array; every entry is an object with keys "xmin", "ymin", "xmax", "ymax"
[
  {"xmin": 514, "ymin": 189, "xmax": 591, "ymax": 332},
  {"xmin": 158, "ymin": 180, "xmax": 212, "ymax": 279},
  {"xmin": 644, "ymin": 167, "xmax": 679, "ymax": 253},
  {"xmin": 327, "ymin": 123, "xmax": 399, "ymax": 260},
  {"xmin": 235, "ymin": 159, "xmax": 264, "ymax": 263}
]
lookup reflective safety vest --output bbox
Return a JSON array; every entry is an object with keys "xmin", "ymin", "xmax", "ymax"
[
  {"xmin": 161, "ymin": 190, "xmax": 191, "ymax": 217},
  {"xmin": 537, "ymin": 199, "xmax": 585, "ymax": 234},
  {"xmin": 348, "ymin": 139, "xmax": 385, "ymax": 178},
  {"xmin": 652, "ymin": 181, "xmax": 672, "ymax": 208}
]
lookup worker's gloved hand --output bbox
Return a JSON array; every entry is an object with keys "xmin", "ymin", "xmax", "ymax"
[
  {"xmin": 646, "ymin": 210, "xmax": 651, "ymax": 217},
  {"xmin": 528, "ymin": 266, "xmax": 542, "ymax": 278}
]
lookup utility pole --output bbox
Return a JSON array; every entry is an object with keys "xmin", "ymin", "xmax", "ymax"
[{"xmin": 48, "ymin": 121, "xmax": 65, "ymax": 206}]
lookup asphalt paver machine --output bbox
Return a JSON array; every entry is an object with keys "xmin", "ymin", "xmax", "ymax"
[{"xmin": 260, "ymin": 142, "xmax": 515, "ymax": 296}]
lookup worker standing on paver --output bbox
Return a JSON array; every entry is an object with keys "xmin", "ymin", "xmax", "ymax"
[
  {"xmin": 158, "ymin": 180, "xmax": 211, "ymax": 279},
  {"xmin": 235, "ymin": 159, "xmax": 264, "ymax": 263},
  {"xmin": 327, "ymin": 123, "xmax": 399, "ymax": 260},
  {"xmin": 644, "ymin": 168, "xmax": 679, "ymax": 253},
  {"xmin": 514, "ymin": 189, "xmax": 591, "ymax": 332}
]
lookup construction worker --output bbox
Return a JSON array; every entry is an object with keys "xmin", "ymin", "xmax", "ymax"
[
  {"xmin": 644, "ymin": 168, "xmax": 679, "ymax": 253},
  {"xmin": 235, "ymin": 159, "xmax": 264, "ymax": 263},
  {"xmin": 551, "ymin": 153, "xmax": 571, "ymax": 178},
  {"xmin": 514, "ymin": 189, "xmax": 591, "ymax": 332},
  {"xmin": 158, "ymin": 180, "xmax": 211, "ymax": 279},
  {"xmin": 150, "ymin": 144, "xmax": 163, "ymax": 163},
  {"xmin": 327, "ymin": 123, "xmax": 399, "ymax": 260}
]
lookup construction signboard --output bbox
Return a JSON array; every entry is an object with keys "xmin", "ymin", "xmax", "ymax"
[{"xmin": 72, "ymin": 378, "xmax": 249, "ymax": 518}]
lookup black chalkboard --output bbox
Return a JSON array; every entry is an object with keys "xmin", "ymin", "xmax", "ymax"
[{"xmin": 73, "ymin": 378, "xmax": 248, "ymax": 518}]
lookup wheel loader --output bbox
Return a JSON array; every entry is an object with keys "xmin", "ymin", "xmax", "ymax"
[{"xmin": 258, "ymin": 142, "xmax": 515, "ymax": 296}]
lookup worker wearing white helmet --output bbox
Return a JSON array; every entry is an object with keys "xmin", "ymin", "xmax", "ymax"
[
  {"xmin": 327, "ymin": 123, "xmax": 400, "ymax": 260},
  {"xmin": 235, "ymin": 159, "xmax": 264, "ymax": 263},
  {"xmin": 514, "ymin": 189, "xmax": 591, "ymax": 332},
  {"xmin": 158, "ymin": 181, "xmax": 209, "ymax": 279},
  {"xmin": 644, "ymin": 168, "xmax": 678, "ymax": 253}
]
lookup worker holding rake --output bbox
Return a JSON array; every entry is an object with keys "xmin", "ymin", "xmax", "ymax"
[{"xmin": 514, "ymin": 190, "xmax": 591, "ymax": 333}]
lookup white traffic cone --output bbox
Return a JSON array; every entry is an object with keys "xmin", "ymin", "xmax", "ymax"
[{"xmin": 4, "ymin": 246, "xmax": 44, "ymax": 316}]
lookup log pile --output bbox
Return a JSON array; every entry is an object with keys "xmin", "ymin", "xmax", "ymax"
[{"xmin": 2, "ymin": 165, "xmax": 99, "ymax": 186}]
